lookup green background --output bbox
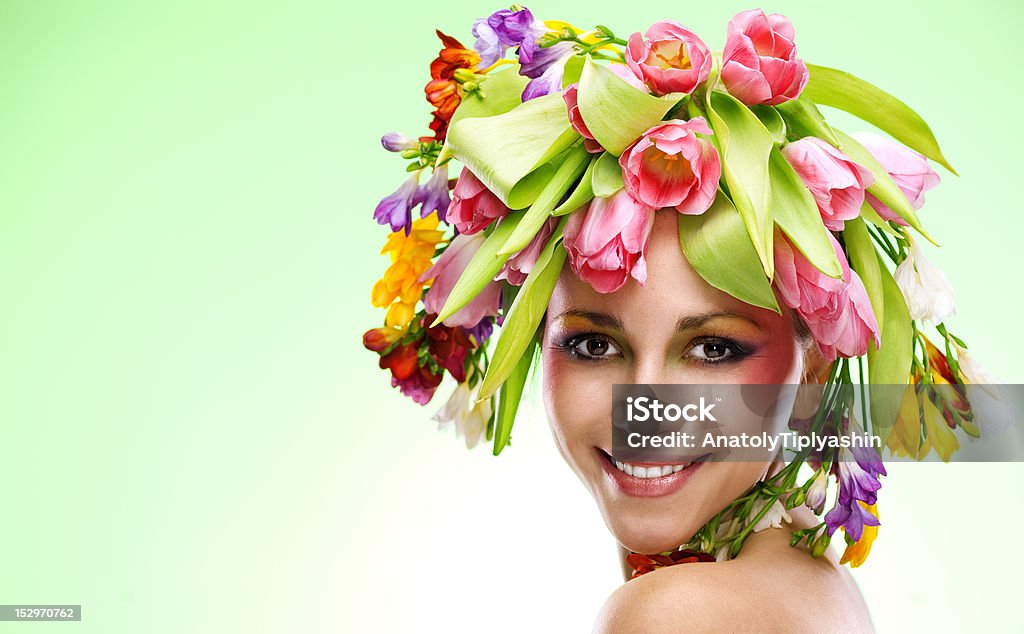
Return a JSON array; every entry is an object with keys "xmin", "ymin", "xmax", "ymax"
[{"xmin": 1, "ymin": 0, "xmax": 1019, "ymax": 631}]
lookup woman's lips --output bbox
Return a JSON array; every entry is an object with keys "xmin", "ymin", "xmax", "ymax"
[{"xmin": 596, "ymin": 448, "xmax": 706, "ymax": 498}]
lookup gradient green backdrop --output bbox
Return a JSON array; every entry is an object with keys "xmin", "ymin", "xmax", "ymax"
[{"xmin": 1, "ymin": 1, "xmax": 1020, "ymax": 632}]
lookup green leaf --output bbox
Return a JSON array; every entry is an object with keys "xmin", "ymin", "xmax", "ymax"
[
  {"xmin": 449, "ymin": 68, "xmax": 530, "ymax": 132},
  {"xmin": 804, "ymin": 64, "xmax": 956, "ymax": 174},
  {"xmin": 751, "ymin": 105, "xmax": 786, "ymax": 145},
  {"xmin": 706, "ymin": 90, "xmax": 775, "ymax": 278},
  {"xmin": 446, "ymin": 91, "xmax": 579, "ymax": 209},
  {"xmin": 768, "ymin": 147, "xmax": 842, "ymax": 278},
  {"xmin": 431, "ymin": 213, "xmax": 522, "ymax": 326},
  {"xmin": 576, "ymin": 58, "xmax": 682, "ymax": 156},
  {"xmin": 775, "ymin": 93, "xmax": 840, "ymax": 146},
  {"xmin": 591, "ymin": 151, "xmax": 624, "ymax": 197},
  {"xmin": 831, "ymin": 129, "xmax": 938, "ymax": 246},
  {"xmin": 553, "ymin": 154, "xmax": 597, "ymax": 216},
  {"xmin": 479, "ymin": 219, "xmax": 568, "ymax": 400},
  {"xmin": 499, "ymin": 143, "xmax": 589, "ymax": 255},
  {"xmin": 678, "ymin": 192, "xmax": 780, "ymax": 313},
  {"xmin": 867, "ymin": 252, "xmax": 913, "ymax": 431},
  {"xmin": 561, "ymin": 54, "xmax": 585, "ymax": 88},
  {"xmin": 843, "ymin": 217, "xmax": 884, "ymax": 327},
  {"xmin": 492, "ymin": 336, "xmax": 537, "ymax": 456}
]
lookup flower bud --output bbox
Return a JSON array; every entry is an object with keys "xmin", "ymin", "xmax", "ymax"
[
  {"xmin": 381, "ymin": 132, "xmax": 418, "ymax": 153},
  {"xmin": 810, "ymin": 531, "xmax": 831, "ymax": 558}
]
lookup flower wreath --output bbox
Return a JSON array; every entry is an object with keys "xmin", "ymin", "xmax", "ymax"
[{"xmin": 362, "ymin": 6, "xmax": 999, "ymax": 569}]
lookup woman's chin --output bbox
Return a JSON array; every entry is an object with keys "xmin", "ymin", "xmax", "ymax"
[{"xmin": 598, "ymin": 503, "xmax": 705, "ymax": 554}]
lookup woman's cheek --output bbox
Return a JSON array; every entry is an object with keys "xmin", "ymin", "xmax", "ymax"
[{"xmin": 543, "ymin": 354, "xmax": 617, "ymax": 450}]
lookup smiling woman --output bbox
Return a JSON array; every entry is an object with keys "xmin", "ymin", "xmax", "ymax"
[
  {"xmin": 542, "ymin": 210, "xmax": 873, "ymax": 630},
  {"xmin": 361, "ymin": 5, "xmax": 994, "ymax": 632}
]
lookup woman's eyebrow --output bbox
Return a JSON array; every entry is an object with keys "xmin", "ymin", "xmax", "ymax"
[
  {"xmin": 676, "ymin": 311, "xmax": 767, "ymax": 333},
  {"xmin": 552, "ymin": 309, "xmax": 624, "ymax": 330}
]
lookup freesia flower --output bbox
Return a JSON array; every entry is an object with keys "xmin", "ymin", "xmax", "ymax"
[
  {"xmin": 918, "ymin": 395, "xmax": 959, "ymax": 462},
  {"xmin": 625, "ymin": 20, "xmax": 712, "ymax": 96},
  {"xmin": 519, "ymin": 41, "xmax": 575, "ymax": 100},
  {"xmin": 420, "ymin": 233, "xmax": 502, "ymax": 329},
  {"xmin": 563, "ymin": 189, "xmax": 655, "ymax": 293},
  {"xmin": 825, "ymin": 444, "xmax": 885, "ymax": 540},
  {"xmin": 564, "ymin": 66, "xmax": 647, "ymax": 153},
  {"xmin": 782, "ymin": 138, "xmax": 874, "ymax": 231},
  {"xmin": 773, "ymin": 232, "xmax": 881, "ymax": 359},
  {"xmin": 721, "ymin": 9, "xmax": 808, "ymax": 106},
  {"xmin": 805, "ymin": 470, "xmax": 828, "ymax": 514},
  {"xmin": 619, "ymin": 118, "xmax": 721, "ymax": 213},
  {"xmin": 380, "ymin": 132, "xmax": 418, "ymax": 153},
  {"xmin": 839, "ymin": 503, "xmax": 879, "ymax": 567},
  {"xmin": 371, "ymin": 213, "xmax": 445, "ymax": 329},
  {"xmin": 853, "ymin": 132, "xmax": 940, "ymax": 226},
  {"xmin": 953, "ymin": 342, "xmax": 1014, "ymax": 436},
  {"xmin": 414, "ymin": 164, "xmax": 451, "ymax": 223},
  {"xmin": 362, "ymin": 326, "xmax": 403, "ymax": 353},
  {"xmin": 471, "ymin": 7, "xmax": 544, "ymax": 67},
  {"xmin": 496, "ymin": 217, "xmax": 557, "ymax": 285},
  {"xmin": 423, "ymin": 315, "xmax": 476, "ymax": 383},
  {"xmin": 425, "ymin": 31, "xmax": 481, "ymax": 141},
  {"xmin": 452, "ymin": 381, "xmax": 491, "ymax": 450},
  {"xmin": 374, "ymin": 174, "xmax": 420, "ymax": 234},
  {"xmin": 751, "ymin": 497, "xmax": 792, "ymax": 533},
  {"xmin": 375, "ymin": 336, "xmax": 443, "ymax": 405},
  {"xmin": 626, "ymin": 550, "xmax": 714, "ymax": 578},
  {"xmin": 893, "ymin": 233, "xmax": 956, "ymax": 323},
  {"xmin": 448, "ymin": 167, "xmax": 509, "ymax": 235},
  {"xmin": 463, "ymin": 316, "xmax": 495, "ymax": 347}
]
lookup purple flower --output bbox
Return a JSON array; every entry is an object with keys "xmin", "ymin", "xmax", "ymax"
[
  {"xmin": 462, "ymin": 315, "xmax": 494, "ymax": 346},
  {"xmin": 374, "ymin": 174, "xmax": 419, "ymax": 234},
  {"xmin": 381, "ymin": 132, "xmax": 417, "ymax": 153},
  {"xmin": 824, "ymin": 499, "xmax": 880, "ymax": 542},
  {"xmin": 414, "ymin": 164, "xmax": 451, "ymax": 223},
  {"xmin": 519, "ymin": 41, "xmax": 575, "ymax": 100},
  {"xmin": 825, "ymin": 443, "xmax": 886, "ymax": 539},
  {"xmin": 472, "ymin": 7, "xmax": 543, "ymax": 67}
]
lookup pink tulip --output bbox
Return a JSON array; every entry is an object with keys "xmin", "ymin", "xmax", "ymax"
[
  {"xmin": 563, "ymin": 189, "xmax": 655, "ymax": 294},
  {"xmin": 773, "ymin": 233, "xmax": 881, "ymax": 360},
  {"xmin": 496, "ymin": 217, "xmax": 557, "ymax": 286},
  {"xmin": 564, "ymin": 66, "xmax": 646, "ymax": 154},
  {"xmin": 853, "ymin": 132, "xmax": 941, "ymax": 226},
  {"xmin": 782, "ymin": 138, "xmax": 874, "ymax": 231},
  {"xmin": 721, "ymin": 9, "xmax": 808, "ymax": 106},
  {"xmin": 619, "ymin": 118, "xmax": 721, "ymax": 213},
  {"xmin": 563, "ymin": 84, "xmax": 603, "ymax": 154},
  {"xmin": 625, "ymin": 21, "xmax": 712, "ymax": 96},
  {"xmin": 447, "ymin": 167, "xmax": 509, "ymax": 235},
  {"xmin": 420, "ymin": 233, "xmax": 501, "ymax": 328}
]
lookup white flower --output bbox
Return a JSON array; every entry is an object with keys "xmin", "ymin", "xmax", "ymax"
[
  {"xmin": 433, "ymin": 382, "xmax": 471, "ymax": 429},
  {"xmin": 893, "ymin": 233, "xmax": 956, "ymax": 323},
  {"xmin": 805, "ymin": 470, "xmax": 829, "ymax": 514},
  {"xmin": 751, "ymin": 497, "xmax": 792, "ymax": 533},
  {"xmin": 432, "ymin": 382, "xmax": 492, "ymax": 449},
  {"xmin": 953, "ymin": 343, "xmax": 1013, "ymax": 435}
]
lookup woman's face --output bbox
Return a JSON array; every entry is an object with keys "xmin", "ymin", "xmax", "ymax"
[{"xmin": 541, "ymin": 210, "xmax": 809, "ymax": 554}]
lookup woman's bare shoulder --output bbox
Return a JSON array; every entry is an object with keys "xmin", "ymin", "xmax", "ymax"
[{"xmin": 595, "ymin": 533, "xmax": 873, "ymax": 633}]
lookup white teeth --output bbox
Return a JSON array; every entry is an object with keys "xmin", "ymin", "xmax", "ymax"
[{"xmin": 611, "ymin": 459, "xmax": 689, "ymax": 478}]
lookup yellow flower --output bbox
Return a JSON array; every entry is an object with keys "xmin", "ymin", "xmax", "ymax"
[
  {"xmin": 887, "ymin": 382, "xmax": 923, "ymax": 458},
  {"xmin": 371, "ymin": 213, "xmax": 445, "ymax": 329},
  {"xmin": 840, "ymin": 502, "xmax": 879, "ymax": 568},
  {"xmin": 917, "ymin": 393, "xmax": 960, "ymax": 462}
]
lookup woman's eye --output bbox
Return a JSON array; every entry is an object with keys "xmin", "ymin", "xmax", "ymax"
[
  {"xmin": 687, "ymin": 340, "xmax": 744, "ymax": 363},
  {"xmin": 568, "ymin": 336, "xmax": 621, "ymax": 359}
]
